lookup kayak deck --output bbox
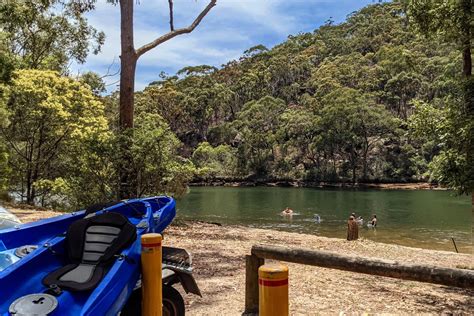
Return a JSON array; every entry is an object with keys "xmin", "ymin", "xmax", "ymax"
[{"xmin": 0, "ymin": 196, "xmax": 176, "ymax": 315}]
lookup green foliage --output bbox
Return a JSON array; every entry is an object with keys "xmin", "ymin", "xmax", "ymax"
[
  {"xmin": 233, "ymin": 96, "xmax": 286, "ymax": 175},
  {"xmin": 79, "ymin": 71, "xmax": 106, "ymax": 96},
  {"xmin": 408, "ymin": 100, "xmax": 445, "ymax": 142},
  {"xmin": 408, "ymin": 0, "xmax": 473, "ymax": 193},
  {"xmin": 132, "ymin": 1, "xmax": 468, "ymax": 187},
  {"xmin": 1, "ymin": 69, "xmax": 108, "ymax": 204},
  {"xmin": 2, "ymin": 0, "xmax": 471, "ymax": 207},
  {"xmin": 0, "ymin": 84, "xmax": 9, "ymax": 192},
  {"xmin": 0, "ymin": 33, "xmax": 15, "ymax": 83},
  {"xmin": 0, "ymin": 0, "xmax": 104, "ymax": 71},
  {"xmin": 319, "ymin": 88, "xmax": 398, "ymax": 182},
  {"xmin": 192, "ymin": 142, "xmax": 237, "ymax": 179},
  {"xmin": 409, "ymin": 94, "xmax": 473, "ymax": 194},
  {"xmin": 131, "ymin": 112, "xmax": 195, "ymax": 197},
  {"xmin": 408, "ymin": 0, "xmax": 473, "ymax": 48}
]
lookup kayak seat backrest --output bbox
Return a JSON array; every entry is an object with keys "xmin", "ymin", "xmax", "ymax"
[{"xmin": 42, "ymin": 212, "xmax": 137, "ymax": 291}]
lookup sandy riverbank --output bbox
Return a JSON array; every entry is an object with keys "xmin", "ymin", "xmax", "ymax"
[{"xmin": 7, "ymin": 208, "xmax": 474, "ymax": 315}]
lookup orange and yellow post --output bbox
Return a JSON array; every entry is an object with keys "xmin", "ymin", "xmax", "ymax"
[
  {"xmin": 141, "ymin": 233, "xmax": 162, "ymax": 316},
  {"xmin": 258, "ymin": 263, "xmax": 289, "ymax": 316}
]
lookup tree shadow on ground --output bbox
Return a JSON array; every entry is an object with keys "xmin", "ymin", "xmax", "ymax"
[
  {"xmin": 363, "ymin": 280, "xmax": 473, "ymax": 313},
  {"xmin": 193, "ymin": 250, "xmax": 245, "ymax": 278}
]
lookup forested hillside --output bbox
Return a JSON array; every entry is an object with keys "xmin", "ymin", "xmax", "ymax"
[
  {"xmin": 0, "ymin": 1, "xmax": 471, "ymax": 209},
  {"xmin": 126, "ymin": 2, "xmax": 465, "ymax": 185}
]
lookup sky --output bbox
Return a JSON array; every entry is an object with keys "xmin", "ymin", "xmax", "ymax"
[{"xmin": 71, "ymin": 0, "xmax": 378, "ymax": 91}]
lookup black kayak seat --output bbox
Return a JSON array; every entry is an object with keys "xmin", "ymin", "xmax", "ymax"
[{"xmin": 43, "ymin": 212, "xmax": 137, "ymax": 291}]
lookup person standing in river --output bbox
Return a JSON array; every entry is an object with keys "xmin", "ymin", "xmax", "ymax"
[
  {"xmin": 347, "ymin": 216, "xmax": 359, "ymax": 240},
  {"xmin": 371, "ymin": 214, "xmax": 377, "ymax": 227}
]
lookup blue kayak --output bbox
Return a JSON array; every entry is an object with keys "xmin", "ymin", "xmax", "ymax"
[{"xmin": 0, "ymin": 196, "xmax": 176, "ymax": 315}]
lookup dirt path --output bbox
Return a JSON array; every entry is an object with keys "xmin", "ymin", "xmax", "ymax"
[{"xmin": 6, "ymin": 207, "xmax": 473, "ymax": 315}]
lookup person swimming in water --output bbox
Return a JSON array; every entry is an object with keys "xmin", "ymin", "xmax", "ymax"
[
  {"xmin": 314, "ymin": 214, "xmax": 321, "ymax": 223},
  {"xmin": 281, "ymin": 207, "xmax": 293, "ymax": 216}
]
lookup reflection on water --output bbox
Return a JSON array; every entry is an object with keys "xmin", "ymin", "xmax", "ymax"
[{"xmin": 177, "ymin": 187, "xmax": 472, "ymax": 253}]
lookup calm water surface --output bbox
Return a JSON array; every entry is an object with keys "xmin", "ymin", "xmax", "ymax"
[{"xmin": 177, "ymin": 187, "xmax": 472, "ymax": 253}]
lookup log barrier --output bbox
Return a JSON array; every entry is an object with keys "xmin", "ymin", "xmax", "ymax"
[{"xmin": 243, "ymin": 244, "xmax": 474, "ymax": 314}]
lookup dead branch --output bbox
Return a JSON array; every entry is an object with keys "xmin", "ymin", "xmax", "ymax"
[
  {"xmin": 136, "ymin": 0, "xmax": 216, "ymax": 58},
  {"xmin": 101, "ymin": 56, "xmax": 120, "ymax": 79},
  {"xmin": 168, "ymin": 0, "xmax": 174, "ymax": 31}
]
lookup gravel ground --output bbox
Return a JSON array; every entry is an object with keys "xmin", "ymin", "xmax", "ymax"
[{"xmin": 7, "ymin": 207, "xmax": 474, "ymax": 315}]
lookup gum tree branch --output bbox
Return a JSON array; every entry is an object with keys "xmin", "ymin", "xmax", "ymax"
[{"xmin": 136, "ymin": 0, "xmax": 216, "ymax": 58}]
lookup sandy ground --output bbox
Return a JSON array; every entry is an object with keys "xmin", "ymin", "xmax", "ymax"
[
  {"xmin": 164, "ymin": 222, "xmax": 473, "ymax": 315},
  {"xmin": 2, "ymin": 203, "xmax": 63, "ymax": 223},
  {"xmin": 7, "ymin": 207, "xmax": 474, "ymax": 315}
]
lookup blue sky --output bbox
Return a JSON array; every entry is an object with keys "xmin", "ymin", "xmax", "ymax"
[{"xmin": 72, "ymin": 0, "xmax": 378, "ymax": 91}]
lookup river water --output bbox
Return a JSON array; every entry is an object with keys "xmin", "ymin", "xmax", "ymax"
[{"xmin": 177, "ymin": 187, "xmax": 472, "ymax": 253}]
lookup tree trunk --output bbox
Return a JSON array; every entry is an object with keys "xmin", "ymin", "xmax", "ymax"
[
  {"xmin": 26, "ymin": 168, "xmax": 33, "ymax": 204},
  {"xmin": 118, "ymin": 0, "xmax": 137, "ymax": 199},
  {"xmin": 362, "ymin": 139, "xmax": 369, "ymax": 181},
  {"xmin": 462, "ymin": 46, "xmax": 472, "ymax": 78},
  {"xmin": 351, "ymin": 151, "xmax": 357, "ymax": 185},
  {"xmin": 26, "ymin": 143, "xmax": 34, "ymax": 204},
  {"xmin": 119, "ymin": 0, "xmax": 136, "ymax": 130},
  {"xmin": 461, "ymin": 0, "xmax": 472, "ymax": 78},
  {"xmin": 352, "ymin": 165, "xmax": 356, "ymax": 185}
]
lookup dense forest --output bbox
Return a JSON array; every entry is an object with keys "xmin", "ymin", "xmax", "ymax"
[
  {"xmin": 0, "ymin": 1, "xmax": 472, "ymax": 209},
  {"xmin": 130, "ymin": 2, "xmax": 471, "ymax": 185}
]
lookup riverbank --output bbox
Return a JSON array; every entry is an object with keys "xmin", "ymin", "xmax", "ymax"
[
  {"xmin": 8, "ymin": 208, "xmax": 473, "ymax": 315},
  {"xmin": 190, "ymin": 180, "xmax": 445, "ymax": 190}
]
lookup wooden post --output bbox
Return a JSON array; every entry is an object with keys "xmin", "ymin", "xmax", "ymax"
[
  {"xmin": 244, "ymin": 254, "xmax": 264, "ymax": 315},
  {"xmin": 251, "ymin": 244, "xmax": 474, "ymax": 289}
]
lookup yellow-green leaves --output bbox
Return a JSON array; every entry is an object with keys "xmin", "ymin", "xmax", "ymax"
[
  {"xmin": 1, "ymin": 69, "xmax": 109, "ymax": 205},
  {"xmin": 9, "ymin": 69, "xmax": 108, "ymax": 140}
]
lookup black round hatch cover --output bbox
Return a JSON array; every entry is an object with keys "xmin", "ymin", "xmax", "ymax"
[{"xmin": 9, "ymin": 293, "xmax": 58, "ymax": 315}]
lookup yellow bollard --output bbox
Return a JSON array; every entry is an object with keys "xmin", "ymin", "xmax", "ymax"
[
  {"xmin": 141, "ymin": 233, "xmax": 162, "ymax": 316},
  {"xmin": 258, "ymin": 263, "xmax": 289, "ymax": 316}
]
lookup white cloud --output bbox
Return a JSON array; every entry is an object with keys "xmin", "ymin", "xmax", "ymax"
[{"xmin": 72, "ymin": 0, "xmax": 373, "ymax": 91}]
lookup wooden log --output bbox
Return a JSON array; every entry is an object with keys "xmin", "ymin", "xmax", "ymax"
[
  {"xmin": 251, "ymin": 244, "xmax": 474, "ymax": 289},
  {"xmin": 243, "ymin": 254, "xmax": 264, "ymax": 315}
]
